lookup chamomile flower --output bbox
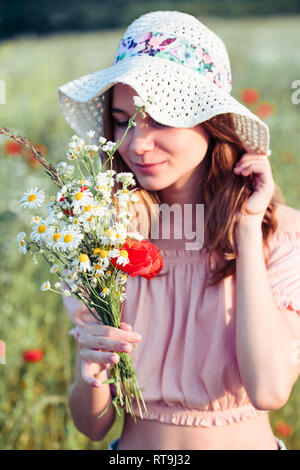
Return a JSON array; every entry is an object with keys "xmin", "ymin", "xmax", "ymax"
[
  {"xmin": 118, "ymin": 211, "xmax": 132, "ymax": 224},
  {"xmin": 116, "ymin": 172, "xmax": 136, "ymax": 187},
  {"xmin": 18, "ymin": 239, "xmax": 27, "ymax": 254},
  {"xmin": 31, "ymin": 216, "xmax": 41, "ymax": 224},
  {"xmin": 90, "ymin": 277, "xmax": 98, "ymax": 288},
  {"xmin": 87, "ymin": 130, "xmax": 96, "ymax": 139},
  {"xmin": 30, "ymin": 219, "xmax": 50, "ymax": 242},
  {"xmin": 17, "ymin": 232, "xmax": 26, "ymax": 241},
  {"xmin": 100, "ymin": 287, "xmax": 110, "ymax": 298},
  {"xmin": 101, "ymin": 141, "xmax": 116, "ymax": 152},
  {"xmin": 41, "ymin": 281, "xmax": 51, "ymax": 291},
  {"xmin": 101, "ymin": 229, "xmax": 115, "ymax": 246},
  {"xmin": 99, "ymin": 136, "xmax": 107, "ymax": 145},
  {"xmin": 59, "ymin": 228, "xmax": 84, "ymax": 252},
  {"xmin": 20, "ymin": 188, "xmax": 45, "ymax": 209},
  {"xmin": 116, "ymin": 271, "xmax": 128, "ymax": 284},
  {"xmin": 71, "ymin": 188, "xmax": 93, "ymax": 212},
  {"xmin": 73, "ymin": 254, "xmax": 91, "ymax": 272},
  {"xmin": 46, "ymin": 230, "xmax": 63, "ymax": 251},
  {"xmin": 133, "ymin": 96, "xmax": 146, "ymax": 108},
  {"xmin": 109, "ymin": 248, "xmax": 130, "ymax": 267},
  {"xmin": 127, "ymin": 231, "xmax": 144, "ymax": 241},
  {"xmin": 93, "ymin": 263, "xmax": 106, "ymax": 276},
  {"xmin": 86, "ymin": 144, "xmax": 99, "ymax": 156},
  {"xmin": 50, "ymin": 264, "xmax": 59, "ymax": 274}
]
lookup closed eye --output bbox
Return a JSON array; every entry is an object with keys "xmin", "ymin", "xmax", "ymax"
[{"xmin": 112, "ymin": 116, "xmax": 166, "ymax": 129}]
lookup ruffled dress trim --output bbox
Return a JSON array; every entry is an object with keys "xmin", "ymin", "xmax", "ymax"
[{"xmin": 128, "ymin": 400, "xmax": 268, "ymax": 427}]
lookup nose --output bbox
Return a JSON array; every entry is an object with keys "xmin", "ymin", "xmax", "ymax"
[{"xmin": 129, "ymin": 120, "xmax": 155, "ymax": 156}]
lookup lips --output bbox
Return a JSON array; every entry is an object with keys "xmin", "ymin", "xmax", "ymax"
[{"xmin": 135, "ymin": 162, "xmax": 165, "ymax": 167}]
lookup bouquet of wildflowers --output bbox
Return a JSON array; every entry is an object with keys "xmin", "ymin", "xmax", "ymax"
[{"xmin": 0, "ymin": 96, "xmax": 163, "ymax": 422}]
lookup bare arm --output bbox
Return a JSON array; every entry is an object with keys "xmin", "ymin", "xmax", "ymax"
[
  {"xmin": 68, "ymin": 348, "xmax": 116, "ymax": 441},
  {"xmin": 68, "ymin": 321, "xmax": 142, "ymax": 441},
  {"xmin": 235, "ymin": 224, "xmax": 300, "ymax": 410}
]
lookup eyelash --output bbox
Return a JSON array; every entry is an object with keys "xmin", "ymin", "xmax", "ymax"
[{"xmin": 113, "ymin": 117, "xmax": 165, "ymax": 129}]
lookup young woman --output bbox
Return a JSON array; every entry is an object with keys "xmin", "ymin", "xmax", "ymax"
[{"xmin": 58, "ymin": 11, "xmax": 300, "ymax": 450}]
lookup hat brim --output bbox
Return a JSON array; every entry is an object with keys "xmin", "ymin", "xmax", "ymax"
[{"xmin": 58, "ymin": 55, "xmax": 269, "ymax": 154}]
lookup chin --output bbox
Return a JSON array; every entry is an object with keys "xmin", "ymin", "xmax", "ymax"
[{"xmin": 136, "ymin": 179, "xmax": 170, "ymax": 192}]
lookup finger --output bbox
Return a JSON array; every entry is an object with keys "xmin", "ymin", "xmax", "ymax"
[
  {"xmin": 80, "ymin": 347, "xmax": 120, "ymax": 364},
  {"xmin": 78, "ymin": 334, "xmax": 134, "ymax": 354},
  {"xmin": 102, "ymin": 324, "xmax": 142, "ymax": 343},
  {"xmin": 81, "ymin": 359, "xmax": 102, "ymax": 387},
  {"xmin": 234, "ymin": 162, "xmax": 267, "ymax": 175},
  {"xmin": 235, "ymin": 156, "xmax": 269, "ymax": 167},
  {"xmin": 120, "ymin": 322, "xmax": 133, "ymax": 331}
]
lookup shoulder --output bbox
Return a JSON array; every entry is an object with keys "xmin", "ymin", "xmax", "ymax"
[{"xmin": 274, "ymin": 203, "xmax": 300, "ymax": 234}]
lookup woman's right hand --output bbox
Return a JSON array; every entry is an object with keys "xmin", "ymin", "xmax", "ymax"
[{"xmin": 78, "ymin": 321, "xmax": 142, "ymax": 387}]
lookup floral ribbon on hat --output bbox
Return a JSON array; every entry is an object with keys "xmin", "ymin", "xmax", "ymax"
[{"xmin": 113, "ymin": 31, "xmax": 232, "ymax": 92}]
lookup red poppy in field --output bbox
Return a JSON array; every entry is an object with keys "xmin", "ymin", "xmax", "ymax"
[
  {"xmin": 274, "ymin": 421, "xmax": 293, "ymax": 437},
  {"xmin": 110, "ymin": 239, "xmax": 163, "ymax": 279},
  {"xmin": 22, "ymin": 349, "xmax": 44, "ymax": 363},
  {"xmin": 253, "ymin": 102, "xmax": 274, "ymax": 119},
  {"xmin": 240, "ymin": 88, "xmax": 260, "ymax": 105},
  {"xmin": 3, "ymin": 141, "xmax": 23, "ymax": 155}
]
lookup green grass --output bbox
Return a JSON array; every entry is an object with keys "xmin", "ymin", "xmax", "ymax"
[{"xmin": 0, "ymin": 15, "xmax": 300, "ymax": 449}]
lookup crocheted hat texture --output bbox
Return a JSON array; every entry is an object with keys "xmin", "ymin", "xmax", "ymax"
[{"xmin": 58, "ymin": 10, "xmax": 270, "ymax": 155}]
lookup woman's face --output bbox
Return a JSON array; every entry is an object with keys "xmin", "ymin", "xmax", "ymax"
[{"xmin": 111, "ymin": 83, "xmax": 210, "ymax": 196}]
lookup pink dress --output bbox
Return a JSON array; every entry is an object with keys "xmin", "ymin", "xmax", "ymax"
[{"xmin": 64, "ymin": 231, "xmax": 300, "ymax": 427}]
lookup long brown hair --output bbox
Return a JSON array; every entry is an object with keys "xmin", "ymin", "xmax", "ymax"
[{"xmin": 102, "ymin": 87, "xmax": 285, "ymax": 287}]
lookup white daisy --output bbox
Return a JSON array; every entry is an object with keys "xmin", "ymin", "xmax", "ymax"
[
  {"xmin": 59, "ymin": 228, "xmax": 84, "ymax": 252},
  {"xmin": 90, "ymin": 277, "xmax": 98, "ymax": 288},
  {"xmin": 86, "ymin": 144, "xmax": 99, "ymax": 156},
  {"xmin": 54, "ymin": 282, "xmax": 61, "ymax": 289},
  {"xmin": 133, "ymin": 96, "xmax": 146, "ymax": 108},
  {"xmin": 100, "ymin": 287, "xmax": 110, "ymax": 298},
  {"xmin": 99, "ymin": 136, "xmax": 107, "ymax": 145},
  {"xmin": 73, "ymin": 254, "xmax": 91, "ymax": 273},
  {"xmin": 87, "ymin": 130, "xmax": 96, "ymax": 139},
  {"xmin": 92, "ymin": 262, "xmax": 107, "ymax": 276},
  {"xmin": 31, "ymin": 216, "xmax": 41, "ymax": 224},
  {"xmin": 109, "ymin": 248, "xmax": 130, "ymax": 267},
  {"xmin": 71, "ymin": 188, "xmax": 94, "ymax": 212},
  {"xmin": 50, "ymin": 264, "xmax": 59, "ymax": 274},
  {"xmin": 127, "ymin": 231, "xmax": 144, "ymax": 241},
  {"xmin": 116, "ymin": 271, "xmax": 128, "ymax": 284},
  {"xmin": 101, "ymin": 141, "xmax": 116, "ymax": 152},
  {"xmin": 17, "ymin": 231, "xmax": 26, "ymax": 241},
  {"xmin": 30, "ymin": 220, "xmax": 50, "ymax": 242},
  {"xmin": 46, "ymin": 230, "xmax": 63, "ymax": 251},
  {"xmin": 41, "ymin": 281, "xmax": 51, "ymax": 291},
  {"xmin": 20, "ymin": 188, "xmax": 45, "ymax": 209},
  {"xmin": 116, "ymin": 172, "xmax": 136, "ymax": 187},
  {"xmin": 18, "ymin": 239, "xmax": 27, "ymax": 254}
]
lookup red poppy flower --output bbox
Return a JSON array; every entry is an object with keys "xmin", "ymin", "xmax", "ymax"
[
  {"xmin": 253, "ymin": 102, "xmax": 274, "ymax": 119},
  {"xmin": 240, "ymin": 88, "xmax": 260, "ymax": 105},
  {"xmin": 274, "ymin": 421, "xmax": 293, "ymax": 437},
  {"xmin": 22, "ymin": 349, "xmax": 44, "ymax": 363},
  {"xmin": 3, "ymin": 141, "xmax": 23, "ymax": 155},
  {"xmin": 110, "ymin": 239, "xmax": 163, "ymax": 279}
]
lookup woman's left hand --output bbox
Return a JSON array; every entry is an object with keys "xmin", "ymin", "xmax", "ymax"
[{"xmin": 233, "ymin": 149, "xmax": 275, "ymax": 228}]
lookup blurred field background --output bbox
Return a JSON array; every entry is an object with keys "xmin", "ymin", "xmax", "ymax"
[{"xmin": 0, "ymin": 3, "xmax": 300, "ymax": 450}]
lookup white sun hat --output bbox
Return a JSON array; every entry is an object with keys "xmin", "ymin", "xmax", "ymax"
[{"xmin": 58, "ymin": 10, "xmax": 270, "ymax": 155}]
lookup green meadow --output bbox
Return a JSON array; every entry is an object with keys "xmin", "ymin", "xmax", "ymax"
[{"xmin": 0, "ymin": 15, "xmax": 300, "ymax": 449}]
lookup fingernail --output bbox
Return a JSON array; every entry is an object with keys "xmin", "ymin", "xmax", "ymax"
[{"xmin": 133, "ymin": 334, "xmax": 142, "ymax": 341}]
